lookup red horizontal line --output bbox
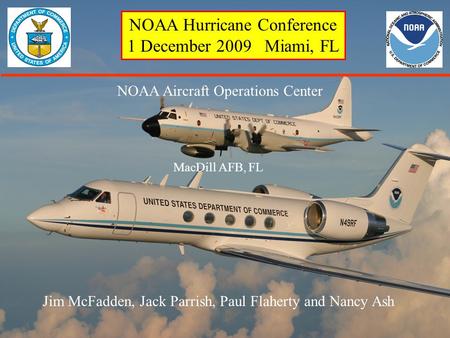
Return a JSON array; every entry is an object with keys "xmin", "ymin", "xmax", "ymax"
[{"xmin": 2, "ymin": 73, "xmax": 450, "ymax": 78}]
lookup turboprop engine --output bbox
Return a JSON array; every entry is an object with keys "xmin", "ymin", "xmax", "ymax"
[
  {"xmin": 304, "ymin": 200, "xmax": 389, "ymax": 240},
  {"xmin": 181, "ymin": 144, "xmax": 215, "ymax": 158}
]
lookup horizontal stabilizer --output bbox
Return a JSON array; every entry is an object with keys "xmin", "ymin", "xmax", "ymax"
[
  {"xmin": 383, "ymin": 143, "xmax": 450, "ymax": 162},
  {"xmin": 119, "ymin": 116, "xmax": 146, "ymax": 122},
  {"xmin": 217, "ymin": 245, "xmax": 450, "ymax": 297}
]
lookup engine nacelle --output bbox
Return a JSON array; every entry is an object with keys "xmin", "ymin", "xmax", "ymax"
[
  {"xmin": 252, "ymin": 184, "xmax": 315, "ymax": 200},
  {"xmin": 304, "ymin": 200, "xmax": 389, "ymax": 241},
  {"xmin": 181, "ymin": 144, "xmax": 215, "ymax": 158}
]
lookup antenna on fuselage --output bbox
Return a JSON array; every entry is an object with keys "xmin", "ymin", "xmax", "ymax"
[
  {"xmin": 142, "ymin": 176, "xmax": 152, "ymax": 184},
  {"xmin": 160, "ymin": 174, "xmax": 169, "ymax": 186},
  {"xmin": 187, "ymin": 171, "xmax": 204, "ymax": 188},
  {"xmin": 188, "ymin": 102, "xmax": 193, "ymax": 108},
  {"xmin": 178, "ymin": 243, "xmax": 185, "ymax": 256}
]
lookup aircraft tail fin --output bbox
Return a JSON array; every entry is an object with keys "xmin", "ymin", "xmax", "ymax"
[
  {"xmin": 349, "ymin": 143, "xmax": 450, "ymax": 224},
  {"xmin": 294, "ymin": 77, "xmax": 352, "ymax": 127}
]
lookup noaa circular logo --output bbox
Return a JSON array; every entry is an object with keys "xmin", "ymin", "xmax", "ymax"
[
  {"xmin": 386, "ymin": 11, "xmax": 443, "ymax": 68},
  {"xmin": 389, "ymin": 188, "xmax": 402, "ymax": 209},
  {"xmin": 8, "ymin": 8, "xmax": 70, "ymax": 67},
  {"xmin": 337, "ymin": 104, "xmax": 343, "ymax": 114}
]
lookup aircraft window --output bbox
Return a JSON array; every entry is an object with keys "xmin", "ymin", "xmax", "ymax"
[
  {"xmin": 159, "ymin": 111, "xmax": 169, "ymax": 119},
  {"xmin": 197, "ymin": 120, "xmax": 201, "ymax": 126},
  {"xmin": 225, "ymin": 214, "xmax": 235, "ymax": 225},
  {"xmin": 68, "ymin": 186, "xmax": 101, "ymax": 201},
  {"xmin": 238, "ymin": 124, "xmax": 241, "ymax": 129},
  {"xmin": 264, "ymin": 217, "xmax": 275, "ymax": 229},
  {"xmin": 295, "ymin": 130, "xmax": 299, "ymax": 135},
  {"xmin": 171, "ymin": 109, "xmax": 176, "ymax": 112},
  {"xmin": 245, "ymin": 215, "xmax": 256, "ymax": 227},
  {"xmin": 169, "ymin": 113, "xmax": 177, "ymax": 120},
  {"xmin": 183, "ymin": 210, "xmax": 194, "ymax": 223},
  {"xmin": 204, "ymin": 212, "xmax": 215, "ymax": 224},
  {"xmin": 96, "ymin": 192, "xmax": 111, "ymax": 204}
]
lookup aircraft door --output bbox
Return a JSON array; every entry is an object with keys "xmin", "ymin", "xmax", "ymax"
[{"xmin": 113, "ymin": 192, "xmax": 136, "ymax": 235}]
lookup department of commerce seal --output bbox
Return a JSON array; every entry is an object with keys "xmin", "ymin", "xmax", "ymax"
[{"xmin": 7, "ymin": 7, "xmax": 71, "ymax": 67}]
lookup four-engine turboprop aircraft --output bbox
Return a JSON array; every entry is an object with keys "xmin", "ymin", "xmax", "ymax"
[
  {"xmin": 27, "ymin": 143, "xmax": 450, "ymax": 297},
  {"xmin": 122, "ymin": 77, "xmax": 378, "ymax": 158}
]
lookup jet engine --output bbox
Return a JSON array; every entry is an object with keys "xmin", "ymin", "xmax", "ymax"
[
  {"xmin": 253, "ymin": 184, "xmax": 315, "ymax": 200},
  {"xmin": 181, "ymin": 144, "xmax": 215, "ymax": 158},
  {"xmin": 304, "ymin": 200, "xmax": 389, "ymax": 240}
]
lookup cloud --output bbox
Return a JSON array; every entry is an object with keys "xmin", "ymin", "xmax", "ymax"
[
  {"xmin": 214, "ymin": 280, "xmax": 300, "ymax": 338},
  {"xmin": 0, "ymin": 309, "xmax": 5, "ymax": 330},
  {"xmin": 313, "ymin": 129, "xmax": 450, "ymax": 338},
  {"xmin": 138, "ymin": 261, "xmax": 216, "ymax": 338},
  {"xmin": 0, "ymin": 258, "xmax": 301, "ymax": 338},
  {"xmin": 0, "ymin": 293, "xmax": 89, "ymax": 338},
  {"xmin": 90, "ymin": 256, "xmax": 172, "ymax": 299},
  {"xmin": 219, "ymin": 261, "xmax": 282, "ymax": 291}
]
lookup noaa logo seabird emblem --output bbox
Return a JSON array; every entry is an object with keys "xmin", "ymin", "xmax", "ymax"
[
  {"xmin": 389, "ymin": 188, "xmax": 402, "ymax": 209},
  {"xmin": 386, "ymin": 11, "xmax": 443, "ymax": 68},
  {"xmin": 7, "ymin": 7, "xmax": 71, "ymax": 67}
]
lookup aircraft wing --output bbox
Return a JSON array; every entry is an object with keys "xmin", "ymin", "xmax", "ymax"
[
  {"xmin": 335, "ymin": 127, "xmax": 380, "ymax": 132},
  {"xmin": 282, "ymin": 145, "xmax": 333, "ymax": 152},
  {"xmin": 216, "ymin": 245, "xmax": 450, "ymax": 297}
]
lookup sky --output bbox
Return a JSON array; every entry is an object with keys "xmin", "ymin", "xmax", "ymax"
[{"xmin": 1, "ymin": 0, "xmax": 450, "ymax": 337}]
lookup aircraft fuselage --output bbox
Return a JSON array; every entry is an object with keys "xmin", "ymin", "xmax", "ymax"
[{"xmin": 27, "ymin": 179, "xmax": 404, "ymax": 259}]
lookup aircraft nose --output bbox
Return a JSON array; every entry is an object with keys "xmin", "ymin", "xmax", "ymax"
[
  {"xmin": 142, "ymin": 116, "xmax": 161, "ymax": 137},
  {"xmin": 27, "ymin": 204, "xmax": 64, "ymax": 232}
]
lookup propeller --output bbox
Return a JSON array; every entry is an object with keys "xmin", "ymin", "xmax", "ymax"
[
  {"xmin": 159, "ymin": 96, "xmax": 165, "ymax": 110},
  {"xmin": 248, "ymin": 123, "xmax": 267, "ymax": 145},
  {"xmin": 224, "ymin": 119, "xmax": 236, "ymax": 145}
]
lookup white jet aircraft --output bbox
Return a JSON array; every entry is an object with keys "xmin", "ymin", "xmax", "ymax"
[
  {"xmin": 28, "ymin": 143, "xmax": 450, "ymax": 296},
  {"xmin": 122, "ymin": 77, "xmax": 377, "ymax": 158}
]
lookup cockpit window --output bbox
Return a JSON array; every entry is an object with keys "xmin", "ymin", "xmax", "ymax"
[
  {"xmin": 96, "ymin": 191, "xmax": 111, "ymax": 204},
  {"xmin": 159, "ymin": 111, "xmax": 169, "ymax": 119},
  {"xmin": 169, "ymin": 113, "xmax": 177, "ymax": 120},
  {"xmin": 68, "ymin": 186, "xmax": 101, "ymax": 201}
]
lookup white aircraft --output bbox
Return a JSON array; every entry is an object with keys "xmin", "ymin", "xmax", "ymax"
[
  {"xmin": 122, "ymin": 77, "xmax": 377, "ymax": 158},
  {"xmin": 28, "ymin": 143, "xmax": 450, "ymax": 296}
]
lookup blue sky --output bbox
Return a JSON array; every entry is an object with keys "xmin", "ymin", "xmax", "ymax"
[{"xmin": 1, "ymin": 0, "xmax": 449, "ymax": 335}]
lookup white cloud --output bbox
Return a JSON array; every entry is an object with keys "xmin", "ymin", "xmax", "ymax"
[
  {"xmin": 214, "ymin": 280, "xmax": 300, "ymax": 338},
  {"xmin": 0, "ymin": 293, "xmax": 89, "ymax": 338},
  {"xmin": 0, "ymin": 259, "xmax": 301, "ymax": 338},
  {"xmin": 90, "ymin": 256, "xmax": 172, "ymax": 299},
  {"xmin": 219, "ymin": 261, "xmax": 282, "ymax": 291},
  {"xmin": 0, "ymin": 309, "xmax": 5, "ymax": 330}
]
